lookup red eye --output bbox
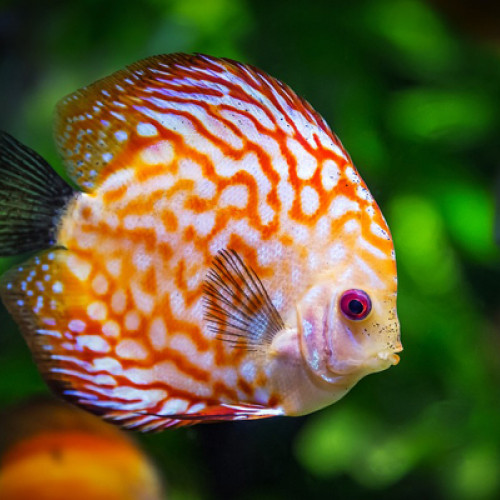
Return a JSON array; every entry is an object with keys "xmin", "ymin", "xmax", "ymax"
[{"xmin": 340, "ymin": 289, "xmax": 372, "ymax": 320}]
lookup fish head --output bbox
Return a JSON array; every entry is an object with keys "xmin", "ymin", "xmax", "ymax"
[{"xmin": 296, "ymin": 265, "xmax": 401, "ymax": 386}]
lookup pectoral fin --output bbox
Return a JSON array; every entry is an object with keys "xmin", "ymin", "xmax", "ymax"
[{"xmin": 203, "ymin": 249, "xmax": 285, "ymax": 352}]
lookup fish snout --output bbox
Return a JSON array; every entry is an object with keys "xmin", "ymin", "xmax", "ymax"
[{"xmin": 376, "ymin": 348, "xmax": 401, "ymax": 366}]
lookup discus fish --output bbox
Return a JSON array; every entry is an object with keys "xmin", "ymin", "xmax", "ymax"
[
  {"xmin": 0, "ymin": 398, "xmax": 164, "ymax": 499},
  {"xmin": 0, "ymin": 53, "xmax": 401, "ymax": 431}
]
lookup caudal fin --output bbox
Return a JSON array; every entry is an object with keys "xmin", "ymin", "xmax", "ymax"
[{"xmin": 0, "ymin": 131, "xmax": 75, "ymax": 255}]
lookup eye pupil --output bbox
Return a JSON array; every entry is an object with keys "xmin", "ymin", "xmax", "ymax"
[
  {"xmin": 339, "ymin": 289, "xmax": 372, "ymax": 320},
  {"xmin": 348, "ymin": 299, "xmax": 364, "ymax": 315}
]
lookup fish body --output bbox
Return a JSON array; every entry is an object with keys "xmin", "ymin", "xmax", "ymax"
[
  {"xmin": 0, "ymin": 54, "xmax": 401, "ymax": 431},
  {"xmin": 0, "ymin": 398, "xmax": 164, "ymax": 499}
]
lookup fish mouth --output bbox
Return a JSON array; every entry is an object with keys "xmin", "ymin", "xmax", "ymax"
[
  {"xmin": 377, "ymin": 351, "xmax": 401, "ymax": 366},
  {"xmin": 376, "ymin": 343, "xmax": 403, "ymax": 366}
]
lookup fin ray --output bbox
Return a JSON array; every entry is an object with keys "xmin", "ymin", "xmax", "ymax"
[
  {"xmin": 0, "ymin": 132, "xmax": 75, "ymax": 256},
  {"xmin": 102, "ymin": 403, "xmax": 283, "ymax": 431},
  {"xmin": 203, "ymin": 249, "xmax": 285, "ymax": 351}
]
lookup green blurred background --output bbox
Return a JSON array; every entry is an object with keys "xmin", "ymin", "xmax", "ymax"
[{"xmin": 1, "ymin": 0, "xmax": 500, "ymax": 498}]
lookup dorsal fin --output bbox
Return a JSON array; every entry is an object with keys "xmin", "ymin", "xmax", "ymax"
[{"xmin": 54, "ymin": 53, "xmax": 338, "ymax": 191}]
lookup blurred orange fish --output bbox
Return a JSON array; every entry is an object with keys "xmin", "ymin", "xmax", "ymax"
[
  {"xmin": 0, "ymin": 398, "xmax": 164, "ymax": 499},
  {"xmin": 0, "ymin": 54, "xmax": 401, "ymax": 431}
]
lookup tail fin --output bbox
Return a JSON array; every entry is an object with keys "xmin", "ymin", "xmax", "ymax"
[{"xmin": 0, "ymin": 131, "xmax": 75, "ymax": 256}]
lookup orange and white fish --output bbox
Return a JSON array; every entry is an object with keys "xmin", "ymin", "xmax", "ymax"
[
  {"xmin": 0, "ymin": 397, "xmax": 165, "ymax": 499},
  {"xmin": 0, "ymin": 54, "xmax": 401, "ymax": 431}
]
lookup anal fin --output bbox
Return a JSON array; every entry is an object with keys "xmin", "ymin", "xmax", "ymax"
[
  {"xmin": 0, "ymin": 248, "xmax": 105, "ymax": 401},
  {"xmin": 103, "ymin": 403, "xmax": 284, "ymax": 432},
  {"xmin": 0, "ymin": 249, "xmax": 70, "ymax": 383}
]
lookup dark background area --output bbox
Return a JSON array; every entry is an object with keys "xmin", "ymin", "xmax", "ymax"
[{"xmin": 1, "ymin": 0, "xmax": 500, "ymax": 498}]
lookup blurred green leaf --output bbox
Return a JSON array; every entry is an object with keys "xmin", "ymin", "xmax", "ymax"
[
  {"xmin": 436, "ymin": 182, "xmax": 497, "ymax": 262},
  {"xmin": 295, "ymin": 406, "xmax": 377, "ymax": 478},
  {"xmin": 389, "ymin": 195, "xmax": 461, "ymax": 294},
  {"xmin": 444, "ymin": 445, "xmax": 500, "ymax": 500},
  {"xmin": 388, "ymin": 88, "xmax": 496, "ymax": 146},
  {"xmin": 364, "ymin": 0, "xmax": 460, "ymax": 77}
]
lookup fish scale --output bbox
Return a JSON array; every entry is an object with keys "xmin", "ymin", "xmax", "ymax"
[{"xmin": 0, "ymin": 54, "xmax": 401, "ymax": 431}]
